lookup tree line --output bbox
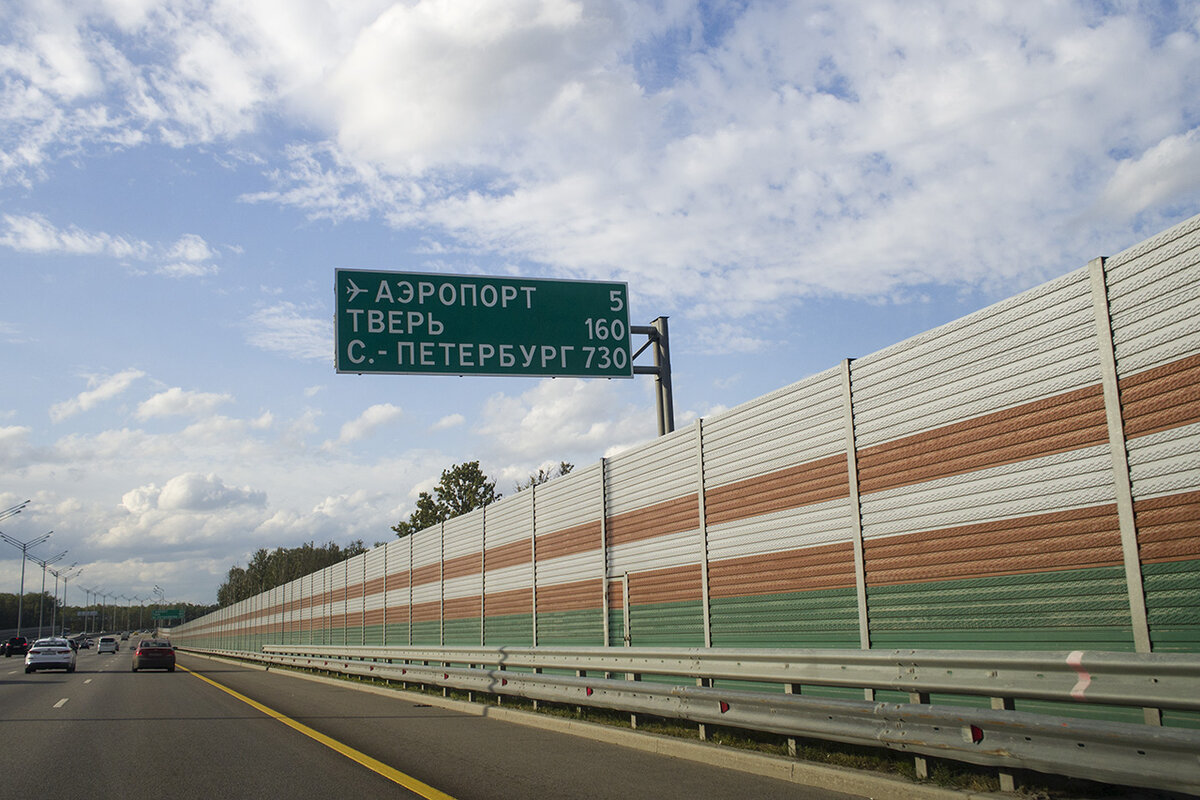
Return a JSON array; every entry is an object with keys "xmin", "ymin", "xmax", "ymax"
[
  {"xmin": 216, "ymin": 539, "xmax": 368, "ymax": 607},
  {"xmin": 0, "ymin": 593, "xmax": 218, "ymax": 634},
  {"xmin": 215, "ymin": 459, "xmax": 573, "ymax": 608},
  {"xmin": 0, "ymin": 592, "xmax": 58, "ymax": 631}
]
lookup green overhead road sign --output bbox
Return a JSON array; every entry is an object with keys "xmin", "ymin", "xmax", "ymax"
[
  {"xmin": 335, "ymin": 270, "xmax": 633, "ymax": 378},
  {"xmin": 152, "ymin": 609, "xmax": 183, "ymax": 620}
]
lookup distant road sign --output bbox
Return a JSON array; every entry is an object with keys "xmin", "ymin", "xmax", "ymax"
[
  {"xmin": 335, "ymin": 270, "xmax": 632, "ymax": 378},
  {"xmin": 152, "ymin": 609, "xmax": 183, "ymax": 620}
]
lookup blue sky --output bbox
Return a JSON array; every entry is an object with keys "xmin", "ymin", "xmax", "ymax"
[{"xmin": 2, "ymin": 0, "xmax": 1199, "ymax": 605}]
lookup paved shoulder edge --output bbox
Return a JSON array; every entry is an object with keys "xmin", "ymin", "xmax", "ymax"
[{"xmin": 179, "ymin": 651, "xmax": 1004, "ymax": 800}]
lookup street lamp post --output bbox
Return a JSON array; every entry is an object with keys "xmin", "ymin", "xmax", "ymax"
[
  {"xmin": 63, "ymin": 568, "xmax": 82, "ymax": 633},
  {"xmin": 0, "ymin": 500, "xmax": 29, "ymax": 522},
  {"xmin": 29, "ymin": 550, "xmax": 67, "ymax": 639},
  {"xmin": 0, "ymin": 529, "xmax": 52, "ymax": 637},
  {"xmin": 118, "ymin": 595, "xmax": 133, "ymax": 631},
  {"xmin": 48, "ymin": 562, "xmax": 76, "ymax": 635},
  {"xmin": 96, "ymin": 590, "xmax": 108, "ymax": 633},
  {"xmin": 152, "ymin": 585, "xmax": 166, "ymax": 632},
  {"xmin": 82, "ymin": 587, "xmax": 98, "ymax": 635}
]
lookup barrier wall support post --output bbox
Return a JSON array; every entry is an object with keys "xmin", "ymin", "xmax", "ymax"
[
  {"xmin": 909, "ymin": 691, "xmax": 931, "ymax": 780},
  {"xmin": 992, "ymin": 696, "xmax": 1017, "ymax": 792}
]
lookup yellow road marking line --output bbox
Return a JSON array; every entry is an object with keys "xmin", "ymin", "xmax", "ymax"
[{"xmin": 181, "ymin": 665, "xmax": 457, "ymax": 800}]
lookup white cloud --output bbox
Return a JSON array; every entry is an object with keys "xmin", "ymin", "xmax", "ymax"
[
  {"xmin": 157, "ymin": 261, "xmax": 219, "ymax": 278},
  {"xmin": 0, "ymin": 322, "xmax": 25, "ymax": 344},
  {"xmin": 159, "ymin": 472, "xmax": 266, "ymax": 511},
  {"xmin": 165, "ymin": 231, "xmax": 217, "ymax": 262},
  {"xmin": 1096, "ymin": 129, "xmax": 1200, "ymax": 219},
  {"xmin": 322, "ymin": 0, "xmax": 619, "ymax": 172},
  {"xmin": 5, "ymin": 4, "xmax": 1199, "ymax": 312},
  {"xmin": 241, "ymin": 3, "xmax": 1200, "ymax": 312},
  {"xmin": 0, "ymin": 213, "xmax": 151, "ymax": 258},
  {"xmin": 477, "ymin": 378, "xmax": 653, "ymax": 462},
  {"xmin": 323, "ymin": 403, "xmax": 404, "ymax": 449},
  {"xmin": 0, "ymin": 425, "xmax": 32, "ymax": 469},
  {"xmin": 124, "ymin": 472, "xmax": 266, "ymax": 512},
  {"xmin": 49, "ymin": 368, "xmax": 145, "ymax": 422},
  {"xmin": 137, "ymin": 387, "xmax": 234, "ymax": 419},
  {"xmin": 245, "ymin": 302, "xmax": 330, "ymax": 361},
  {"xmin": 0, "ymin": 214, "xmax": 219, "ymax": 277},
  {"xmin": 432, "ymin": 413, "xmax": 464, "ymax": 431}
]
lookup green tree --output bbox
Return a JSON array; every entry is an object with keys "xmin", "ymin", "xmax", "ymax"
[
  {"xmin": 514, "ymin": 461, "xmax": 574, "ymax": 493},
  {"xmin": 392, "ymin": 460, "xmax": 499, "ymax": 538},
  {"xmin": 0, "ymin": 592, "xmax": 58, "ymax": 631},
  {"xmin": 216, "ymin": 539, "xmax": 368, "ymax": 607}
]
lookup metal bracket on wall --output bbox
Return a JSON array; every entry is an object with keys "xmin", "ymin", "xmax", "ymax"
[{"xmin": 631, "ymin": 317, "xmax": 675, "ymax": 435}]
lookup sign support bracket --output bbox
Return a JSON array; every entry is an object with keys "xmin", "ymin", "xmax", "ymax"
[{"xmin": 631, "ymin": 317, "xmax": 675, "ymax": 435}]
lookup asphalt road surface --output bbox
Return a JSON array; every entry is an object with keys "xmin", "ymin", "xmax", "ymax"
[{"xmin": 0, "ymin": 648, "xmax": 867, "ymax": 799}]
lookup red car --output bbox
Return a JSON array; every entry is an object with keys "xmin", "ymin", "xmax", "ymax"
[{"xmin": 131, "ymin": 640, "xmax": 175, "ymax": 672}]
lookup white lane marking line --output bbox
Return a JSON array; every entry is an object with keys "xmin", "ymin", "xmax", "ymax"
[
  {"xmin": 54, "ymin": 698, "xmax": 68, "ymax": 708},
  {"xmin": 84, "ymin": 678, "xmax": 93, "ymax": 684}
]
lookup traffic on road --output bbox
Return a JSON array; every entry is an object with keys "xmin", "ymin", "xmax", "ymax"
[{"xmin": 0, "ymin": 643, "xmax": 865, "ymax": 800}]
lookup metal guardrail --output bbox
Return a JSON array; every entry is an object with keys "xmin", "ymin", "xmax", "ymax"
[
  {"xmin": 259, "ymin": 644, "xmax": 1200, "ymax": 712},
  {"xmin": 187, "ymin": 644, "xmax": 1200, "ymax": 794}
]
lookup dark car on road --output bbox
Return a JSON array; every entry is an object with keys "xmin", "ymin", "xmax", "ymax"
[
  {"xmin": 131, "ymin": 639, "xmax": 175, "ymax": 672},
  {"xmin": 4, "ymin": 636, "xmax": 29, "ymax": 657}
]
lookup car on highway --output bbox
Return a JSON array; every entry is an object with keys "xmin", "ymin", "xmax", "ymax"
[
  {"xmin": 131, "ymin": 640, "xmax": 176, "ymax": 672},
  {"xmin": 24, "ymin": 638, "xmax": 77, "ymax": 673},
  {"xmin": 4, "ymin": 636, "xmax": 30, "ymax": 657},
  {"xmin": 96, "ymin": 636, "xmax": 118, "ymax": 654}
]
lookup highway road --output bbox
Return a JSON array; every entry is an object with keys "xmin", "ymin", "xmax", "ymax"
[{"xmin": 0, "ymin": 647, "xmax": 867, "ymax": 799}]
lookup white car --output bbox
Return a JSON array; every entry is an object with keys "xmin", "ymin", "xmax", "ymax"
[
  {"xmin": 96, "ymin": 636, "xmax": 118, "ymax": 654},
  {"xmin": 25, "ymin": 638, "xmax": 77, "ymax": 673}
]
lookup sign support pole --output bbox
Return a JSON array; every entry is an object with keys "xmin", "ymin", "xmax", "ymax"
[{"xmin": 632, "ymin": 317, "xmax": 675, "ymax": 435}]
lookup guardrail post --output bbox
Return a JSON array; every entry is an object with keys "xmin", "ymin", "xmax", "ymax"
[
  {"xmin": 909, "ymin": 691, "xmax": 930, "ymax": 780},
  {"xmin": 629, "ymin": 672, "xmax": 642, "ymax": 729},
  {"xmin": 785, "ymin": 683, "xmax": 801, "ymax": 756},
  {"xmin": 992, "ymin": 697, "xmax": 1017, "ymax": 792},
  {"xmin": 697, "ymin": 677, "xmax": 711, "ymax": 740}
]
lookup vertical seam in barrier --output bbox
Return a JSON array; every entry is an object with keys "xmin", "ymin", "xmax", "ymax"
[
  {"xmin": 439, "ymin": 522, "xmax": 445, "ymax": 647},
  {"xmin": 382, "ymin": 542, "xmax": 388, "ymax": 647},
  {"xmin": 1088, "ymin": 256, "xmax": 1153, "ymax": 657},
  {"xmin": 480, "ymin": 506, "xmax": 487, "ymax": 647},
  {"xmin": 531, "ymin": 483, "xmax": 538, "ymax": 647},
  {"xmin": 600, "ymin": 458, "xmax": 610, "ymax": 647},
  {"xmin": 408, "ymin": 532, "xmax": 413, "ymax": 646},
  {"xmin": 697, "ymin": 419, "xmax": 712, "ymax": 648},
  {"xmin": 622, "ymin": 572, "xmax": 631, "ymax": 647},
  {"xmin": 842, "ymin": 358, "xmax": 871, "ymax": 651}
]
